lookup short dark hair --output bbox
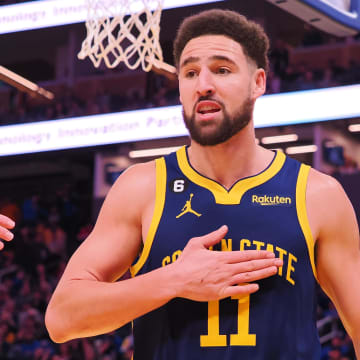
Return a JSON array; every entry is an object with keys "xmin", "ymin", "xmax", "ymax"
[{"xmin": 173, "ymin": 9, "xmax": 270, "ymax": 73}]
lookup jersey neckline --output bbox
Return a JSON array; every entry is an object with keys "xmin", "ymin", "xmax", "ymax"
[{"xmin": 176, "ymin": 146, "xmax": 286, "ymax": 205}]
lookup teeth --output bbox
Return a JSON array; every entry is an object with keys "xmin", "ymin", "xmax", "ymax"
[
  {"xmin": 198, "ymin": 106, "xmax": 219, "ymax": 114},
  {"xmin": 201, "ymin": 106, "xmax": 215, "ymax": 111}
]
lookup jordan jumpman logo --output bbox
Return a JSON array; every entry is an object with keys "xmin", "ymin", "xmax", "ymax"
[{"xmin": 176, "ymin": 193, "xmax": 202, "ymax": 219}]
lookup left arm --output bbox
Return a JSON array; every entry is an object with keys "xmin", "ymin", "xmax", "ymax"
[{"xmin": 307, "ymin": 169, "xmax": 360, "ymax": 358}]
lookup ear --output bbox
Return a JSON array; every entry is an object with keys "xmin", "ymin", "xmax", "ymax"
[{"xmin": 251, "ymin": 68, "xmax": 266, "ymax": 100}]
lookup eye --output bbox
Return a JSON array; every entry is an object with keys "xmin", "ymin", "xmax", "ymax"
[
  {"xmin": 184, "ymin": 69, "xmax": 197, "ymax": 78},
  {"xmin": 216, "ymin": 67, "xmax": 231, "ymax": 75}
]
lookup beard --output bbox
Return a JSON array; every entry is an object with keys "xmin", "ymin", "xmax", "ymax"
[{"xmin": 182, "ymin": 95, "xmax": 255, "ymax": 146}]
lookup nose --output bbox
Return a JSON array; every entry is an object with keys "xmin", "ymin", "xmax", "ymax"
[{"xmin": 196, "ymin": 69, "xmax": 215, "ymax": 97}]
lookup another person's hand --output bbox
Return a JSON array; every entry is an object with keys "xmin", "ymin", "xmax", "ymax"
[{"xmin": 0, "ymin": 214, "xmax": 15, "ymax": 250}]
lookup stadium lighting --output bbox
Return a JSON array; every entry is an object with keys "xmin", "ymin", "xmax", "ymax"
[
  {"xmin": 348, "ymin": 124, "xmax": 360, "ymax": 132},
  {"xmin": 261, "ymin": 134, "xmax": 298, "ymax": 144},
  {"xmin": 286, "ymin": 145, "xmax": 318, "ymax": 155},
  {"xmin": 0, "ymin": 85, "xmax": 359, "ymax": 157},
  {"xmin": 129, "ymin": 146, "xmax": 183, "ymax": 158}
]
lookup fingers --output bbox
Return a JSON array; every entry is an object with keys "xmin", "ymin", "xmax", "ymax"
[
  {"xmin": 228, "ymin": 258, "xmax": 282, "ymax": 276},
  {"xmin": 0, "ymin": 215, "xmax": 15, "ymax": 244},
  {"xmin": 219, "ymin": 249, "xmax": 276, "ymax": 263},
  {"xmin": 221, "ymin": 258, "xmax": 282, "ymax": 298},
  {"xmin": 0, "ymin": 214, "xmax": 15, "ymax": 229},
  {"xmin": 229, "ymin": 264, "xmax": 280, "ymax": 285},
  {"xmin": 194, "ymin": 225, "xmax": 228, "ymax": 249},
  {"xmin": 223, "ymin": 283, "xmax": 260, "ymax": 298},
  {"xmin": 0, "ymin": 226, "xmax": 14, "ymax": 242},
  {"xmin": 221, "ymin": 263, "xmax": 281, "ymax": 298}
]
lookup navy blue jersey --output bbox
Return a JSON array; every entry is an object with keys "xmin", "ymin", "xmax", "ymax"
[{"xmin": 131, "ymin": 146, "xmax": 320, "ymax": 360}]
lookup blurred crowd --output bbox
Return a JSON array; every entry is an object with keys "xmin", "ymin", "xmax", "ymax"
[
  {"xmin": 0, "ymin": 185, "xmax": 133, "ymax": 360},
  {"xmin": 0, "ymin": 182, "xmax": 356, "ymax": 359},
  {"xmin": 317, "ymin": 290, "xmax": 356, "ymax": 360},
  {"xmin": 267, "ymin": 39, "xmax": 360, "ymax": 95},
  {"xmin": 0, "ymin": 75, "xmax": 179, "ymax": 126}
]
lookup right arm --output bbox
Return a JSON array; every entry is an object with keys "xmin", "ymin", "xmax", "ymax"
[
  {"xmin": 45, "ymin": 161, "xmax": 282, "ymax": 343},
  {"xmin": 46, "ymin": 161, "xmax": 165, "ymax": 342}
]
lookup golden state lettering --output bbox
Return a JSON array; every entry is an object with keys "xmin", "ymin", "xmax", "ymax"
[
  {"xmin": 252, "ymin": 194, "xmax": 291, "ymax": 206},
  {"xmin": 162, "ymin": 250, "xmax": 182, "ymax": 267},
  {"xmin": 161, "ymin": 239, "xmax": 297, "ymax": 286},
  {"xmin": 238, "ymin": 238, "xmax": 297, "ymax": 286}
]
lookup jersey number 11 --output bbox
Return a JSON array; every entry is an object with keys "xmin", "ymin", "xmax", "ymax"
[{"xmin": 200, "ymin": 295, "xmax": 256, "ymax": 347}]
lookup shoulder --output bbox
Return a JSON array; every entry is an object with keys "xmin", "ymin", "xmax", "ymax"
[
  {"xmin": 99, "ymin": 159, "xmax": 158, "ymax": 222},
  {"xmin": 305, "ymin": 167, "xmax": 356, "ymax": 241},
  {"xmin": 110, "ymin": 160, "xmax": 157, "ymax": 195},
  {"xmin": 306, "ymin": 167, "xmax": 347, "ymax": 204},
  {"xmin": 307, "ymin": 167, "xmax": 343, "ymax": 197}
]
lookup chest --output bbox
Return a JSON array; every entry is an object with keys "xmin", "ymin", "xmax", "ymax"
[{"xmin": 155, "ymin": 181, "xmax": 304, "ymax": 282}]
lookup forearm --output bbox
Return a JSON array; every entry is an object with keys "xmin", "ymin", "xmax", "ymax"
[
  {"xmin": 45, "ymin": 226, "xmax": 282, "ymax": 343},
  {"xmin": 45, "ymin": 265, "xmax": 177, "ymax": 343}
]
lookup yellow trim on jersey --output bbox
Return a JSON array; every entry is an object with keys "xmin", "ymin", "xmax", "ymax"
[
  {"xmin": 130, "ymin": 158, "xmax": 167, "ymax": 277},
  {"xmin": 296, "ymin": 164, "xmax": 318, "ymax": 281},
  {"xmin": 176, "ymin": 146, "xmax": 286, "ymax": 205}
]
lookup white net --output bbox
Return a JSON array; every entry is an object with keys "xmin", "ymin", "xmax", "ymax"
[{"xmin": 78, "ymin": 0, "xmax": 164, "ymax": 72}]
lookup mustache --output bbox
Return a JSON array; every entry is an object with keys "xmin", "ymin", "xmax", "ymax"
[{"xmin": 198, "ymin": 95, "xmax": 213, "ymax": 102}]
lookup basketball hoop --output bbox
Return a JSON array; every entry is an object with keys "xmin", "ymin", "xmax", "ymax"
[{"xmin": 78, "ymin": 0, "xmax": 176, "ymax": 75}]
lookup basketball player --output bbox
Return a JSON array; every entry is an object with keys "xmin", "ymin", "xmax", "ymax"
[
  {"xmin": 0, "ymin": 214, "xmax": 15, "ymax": 250},
  {"xmin": 45, "ymin": 9, "xmax": 360, "ymax": 359}
]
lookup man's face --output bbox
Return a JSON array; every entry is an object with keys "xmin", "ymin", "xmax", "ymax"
[{"xmin": 178, "ymin": 35, "xmax": 258, "ymax": 146}]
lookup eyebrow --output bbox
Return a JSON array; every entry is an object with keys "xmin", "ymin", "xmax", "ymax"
[
  {"xmin": 180, "ymin": 55, "xmax": 237, "ymax": 69},
  {"xmin": 180, "ymin": 56, "xmax": 200, "ymax": 69}
]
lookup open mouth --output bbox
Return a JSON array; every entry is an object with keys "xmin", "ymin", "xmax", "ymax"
[
  {"xmin": 196, "ymin": 101, "xmax": 221, "ymax": 115},
  {"xmin": 198, "ymin": 108, "xmax": 220, "ymax": 114}
]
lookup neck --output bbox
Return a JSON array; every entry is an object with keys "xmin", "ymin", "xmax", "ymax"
[{"xmin": 187, "ymin": 123, "xmax": 274, "ymax": 189}]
